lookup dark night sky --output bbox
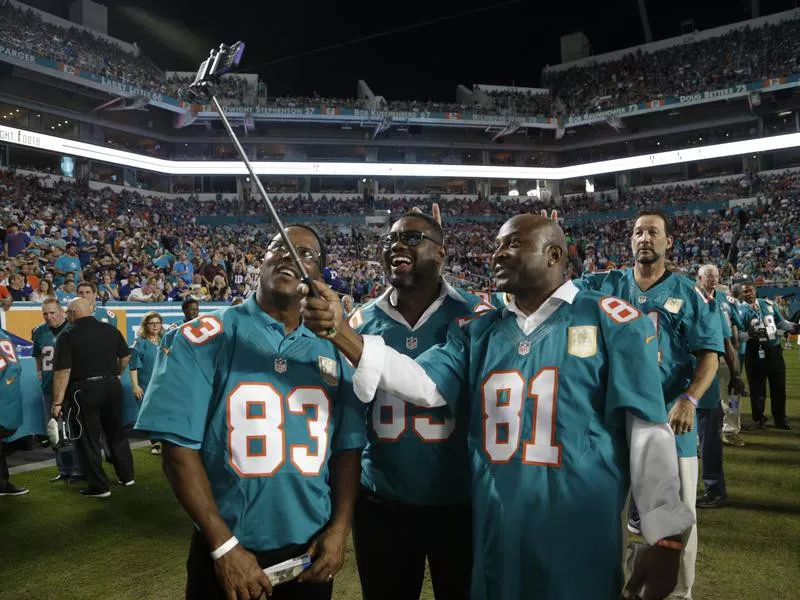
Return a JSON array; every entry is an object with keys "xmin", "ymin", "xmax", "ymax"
[{"xmin": 20, "ymin": 0, "xmax": 800, "ymax": 100}]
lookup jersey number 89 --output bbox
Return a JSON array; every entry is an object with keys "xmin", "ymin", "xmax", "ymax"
[
  {"xmin": 481, "ymin": 368, "xmax": 562, "ymax": 466},
  {"xmin": 227, "ymin": 383, "xmax": 330, "ymax": 477}
]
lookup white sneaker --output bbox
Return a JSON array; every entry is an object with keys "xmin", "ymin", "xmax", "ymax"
[{"xmin": 117, "ymin": 480, "xmax": 135, "ymax": 487}]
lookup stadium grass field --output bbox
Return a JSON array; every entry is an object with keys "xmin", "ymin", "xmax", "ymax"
[{"xmin": 2, "ymin": 358, "xmax": 799, "ymax": 600}]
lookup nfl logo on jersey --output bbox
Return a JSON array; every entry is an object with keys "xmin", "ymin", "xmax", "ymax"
[
  {"xmin": 274, "ymin": 358, "xmax": 287, "ymax": 374},
  {"xmin": 406, "ymin": 337, "xmax": 418, "ymax": 350},
  {"xmin": 518, "ymin": 340, "xmax": 531, "ymax": 356}
]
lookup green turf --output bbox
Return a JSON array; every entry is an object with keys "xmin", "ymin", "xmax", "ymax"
[{"xmin": 2, "ymin": 358, "xmax": 799, "ymax": 600}]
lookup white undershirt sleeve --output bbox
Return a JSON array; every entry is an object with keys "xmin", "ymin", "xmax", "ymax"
[
  {"xmin": 353, "ymin": 334, "xmax": 447, "ymax": 408},
  {"xmin": 627, "ymin": 412, "xmax": 696, "ymax": 544}
]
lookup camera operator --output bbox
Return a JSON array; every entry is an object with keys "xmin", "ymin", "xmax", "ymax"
[
  {"xmin": 739, "ymin": 285, "xmax": 800, "ymax": 430},
  {"xmin": 51, "ymin": 297, "xmax": 134, "ymax": 498}
]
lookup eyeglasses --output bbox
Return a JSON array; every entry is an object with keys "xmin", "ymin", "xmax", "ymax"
[
  {"xmin": 379, "ymin": 231, "xmax": 443, "ymax": 248},
  {"xmin": 147, "ymin": 321, "xmax": 162, "ymax": 326},
  {"xmin": 267, "ymin": 241, "xmax": 320, "ymax": 264}
]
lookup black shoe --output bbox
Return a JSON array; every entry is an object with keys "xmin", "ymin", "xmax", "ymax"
[
  {"xmin": 67, "ymin": 475, "xmax": 85, "ymax": 485},
  {"xmin": 49, "ymin": 473, "xmax": 69, "ymax": 483},
  {"xmin": 696, "ymin": 491, "xmax": 727, "ymax": 508},
  {"xmin": 0, "ymin": 483, "xmax": 30, "ymax": 496},
  {"xmin": 775, "ymin": 422, "xmax": 791, "ymax": 430},
  {"xmin": 80, "ymin": 487, "xmax": 111, "ymax": 498}
]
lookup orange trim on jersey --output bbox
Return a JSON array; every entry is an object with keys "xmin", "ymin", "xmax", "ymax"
[
  {"xmin": 481, "ymin": 369, "xmax": 524, "ymax": 465},
  {"xmin": 287, "ymin": 386, "xmax": 331, "ymax": 476},
  {"xmin": 599, "ymin": 296, "xmax": 641, "ymax": 324},
  {"xmin": 245, "ymin": 435, "xmax": 267, "ymax": 457},
  {"xmin": 521, "ymin": 367, "xmax": 563, "ymax": 468},
  {"xmin": 0, "ymin": 340, "xmax": 19, "ymax": 363},
  {"xmin": 348, "ymin": 309, "xmax": 364, "ymax": 329},
  {"xmin": 226, "ymin": 381, "xmax": 285, "ymax": 478},
  {"xmin": 412, "ymin": 410, "xmax": 455, "ymax": 443},
  {"xmin": 181, "ymin": 315, "xmax": 223, "ymax": 345}
]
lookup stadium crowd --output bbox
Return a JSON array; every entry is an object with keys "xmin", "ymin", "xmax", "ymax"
[
  {"xmin": 4, "ymin": 0, "xmax": 799, "ymax": 120},
  {"xmin": 544, "ymin": 14, "xmax": 800, "ymax": 113},
  {"xmin": 1, "ymin": 168, "xmax": 799, "ymax": 309}
]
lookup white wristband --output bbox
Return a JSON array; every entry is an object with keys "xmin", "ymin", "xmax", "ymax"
[{"xmin": 210, "ymin": 536, "xmax": 239, "ymax": 560}]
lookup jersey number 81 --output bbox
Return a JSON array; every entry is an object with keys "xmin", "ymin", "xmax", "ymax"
[{"xmin": 481, "ymin": 368, "xmax": 562, "ymax": 467}]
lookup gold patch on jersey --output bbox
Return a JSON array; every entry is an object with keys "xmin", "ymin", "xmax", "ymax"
[
  {"xmin": 568, "ymin": 326, "xmax": 597, "ymax": 358},
  {"xmin": 318, "ymin": 356, "xmax": 339, "ymax": 386},
  {"xmin": 664, "ymin": 298, "xmax": 684, "ymax": 314}
]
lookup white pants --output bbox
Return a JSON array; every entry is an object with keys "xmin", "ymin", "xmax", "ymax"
[
  {"xmin": 669, "ymin": 456, "xmax": 699, "ymax": 599},
  {"xmin": 719, "ymin": 360, "xmax": 741, "ymax": 434}
]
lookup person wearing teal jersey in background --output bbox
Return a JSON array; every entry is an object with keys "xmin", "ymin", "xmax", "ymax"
[
  {"xmin": 129, "ymin": 311, "xmax": 164, "ymax": 455},
  {"xmin": 32, "ymin": 298, "xmax": 82, "ymax": 483},
  {"xmin": 694, "ymin": 265, "xmax": 745, "ymax": 508},
  {"xmin": 724, "ymin": 284, "xmax": 749, "ymax": 445},
  {"xmin": 0, "ymin": 325, "xmax": 28, "ymax": 496},
  {"xmin": 574, "ymin": 211, "xmax": 723, "ymax": 600},
  {"xmin": 77, "ymin": 281, "xmax": 118, "ymax": 328},
  {"xmin": 347, "ymin": 211, "xmax": 490, "ymax": 600},
  {"xmin": 136, "ymin": 225, "xmax": 366, "ymax": 600},
  {"xmin": 300, "ymin": 214, "xmax": 694, "ymax": 600}
]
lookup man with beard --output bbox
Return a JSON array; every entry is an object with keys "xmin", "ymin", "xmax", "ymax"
[
  {"xmin": 136, "ymin": 225, "xmax": 366, "ymax": 600},
  {"xmin": 574, "ymin": 211, "xmax": 723, "ymax": 600},
  {"xmin": 300, "ymin": 214, "xmax": 694, "ymax": 600},
  {"xmin": 346, "ymin": 212, "xmax": 489, "ymax": 600}
]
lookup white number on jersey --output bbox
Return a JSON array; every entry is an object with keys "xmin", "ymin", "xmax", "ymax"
[
  {"xmin": 227, "ymin": 383, "xmax": 331, "ymax": 477},
  {"xmin": 181, "ymin": 316, "xmax": 223, "ymax": 345},
  {"xmin": 481, "ymin": 369, "xmax": 562, "ymax": 466},
  {"xmin": 41, "ymin": 346, "xmax": 55, "ymax": 372},
  {"xmin": 0, "ymin": 339, "xmax": 18, "ymax": 371},
  {"xmin": 372, "ymin": 393, "xmax": 455, "ymax": 443}
]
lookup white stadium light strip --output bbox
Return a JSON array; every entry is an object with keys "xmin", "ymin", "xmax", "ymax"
[{"xmin": 3, "ymin": 124, "xmax": 800, "ymax": 180}]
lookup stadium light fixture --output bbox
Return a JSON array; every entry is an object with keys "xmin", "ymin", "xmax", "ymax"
[{"xmin": 2, "ymin": 123, "xmax": 800, "ymax": 180}]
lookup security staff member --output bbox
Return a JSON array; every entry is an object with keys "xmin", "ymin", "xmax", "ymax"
[
  {"xmin": 739, "ymin": 284, "xmax": 800, "ymax": 430},
  {"xmin": 51, "ymin": 297, "xmax": 134, "ymax": 497}
]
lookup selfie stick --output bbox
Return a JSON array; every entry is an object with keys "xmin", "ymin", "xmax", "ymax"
[{"xmin": 186, "ymin": 43, "xmax": 320, "ymax": 298}]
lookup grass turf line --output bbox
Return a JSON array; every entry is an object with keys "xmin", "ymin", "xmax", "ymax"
[{"xmin": 2, "ymin": 357, "xmax": 799, "ymax": 600}]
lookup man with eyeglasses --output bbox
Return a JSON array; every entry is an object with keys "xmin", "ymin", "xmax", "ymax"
[
  {"xmin": 345, "ymin": 212, "xmax": 490, "ymax": 600},
  {"xmin": 135, "ymin": 224, "xmax": 366, "ymax": 600}
]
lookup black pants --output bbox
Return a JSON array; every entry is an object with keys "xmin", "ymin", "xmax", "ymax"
[
  {"xmin": 68, "ymin": 377, "xmax": 134, "ymax": 491},
  {"xmin": 353, "ymin": 486, "xmax": 472, "ymax": 600},
  {"xmin": 697, "ymin": 405, "xmax": 726, "ymax": 497},
  {"xmin": 0, "ymin": 427, "xmax": 14, "ymax": 485},
  {"xmin": 744, "ymin": 345, "xmax": 787, "ymax": 426},
  {"xmin": 186, "ymin": 530, "xmax": 332, "ymax": 600}
]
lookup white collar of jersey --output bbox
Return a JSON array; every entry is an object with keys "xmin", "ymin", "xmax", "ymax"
[
  {"xmin": 376, "ymin": 280, "xmax": 461, "ymax": 331},
  {"xmin": 504, "ymin": 280, "xmax": 579, "ymax": 337}
]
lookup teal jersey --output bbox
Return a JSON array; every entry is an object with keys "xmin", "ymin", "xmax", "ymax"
[
  {"xmin": 0, "ymin": 328, "xmax": 23, "ymax": 431},
  {"xmin": 129, "ymin": 336, "xmax": 159, "ymax": 391},
  {"xmin": 414, "ymin": 283, "xmax": 666, "ymax": 600},
  {"xmin": 698, "ymin": 290, "xmax": 733, "ymax": 410},
  {"xmin": 94, "ymin": 307, "xmax": 118, "ymax": 328},
  {"xmin": 470, "ymin": 290, "xmax": 511, "ymax": 310},
  {"xmin": 739, "ymin": 298, "xmax": 786, "ymax": 348},
  {"xmin": 575, "ymin": 269, "xmax": 724, "ymax": 457},
  {"xmin": 349, "ymin": 284, "xmax": 490, "ymax": 506},
  {"xmin": 717, "ymin": 291, "xmax": 744, "ymax": 334},
  {"xmin": 31, "ymin": 322, "xmax": 70, "ymax": 394},
  {"xmin": 135, "ymin": 296, "xmax": 366, "ymax": 552}
]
